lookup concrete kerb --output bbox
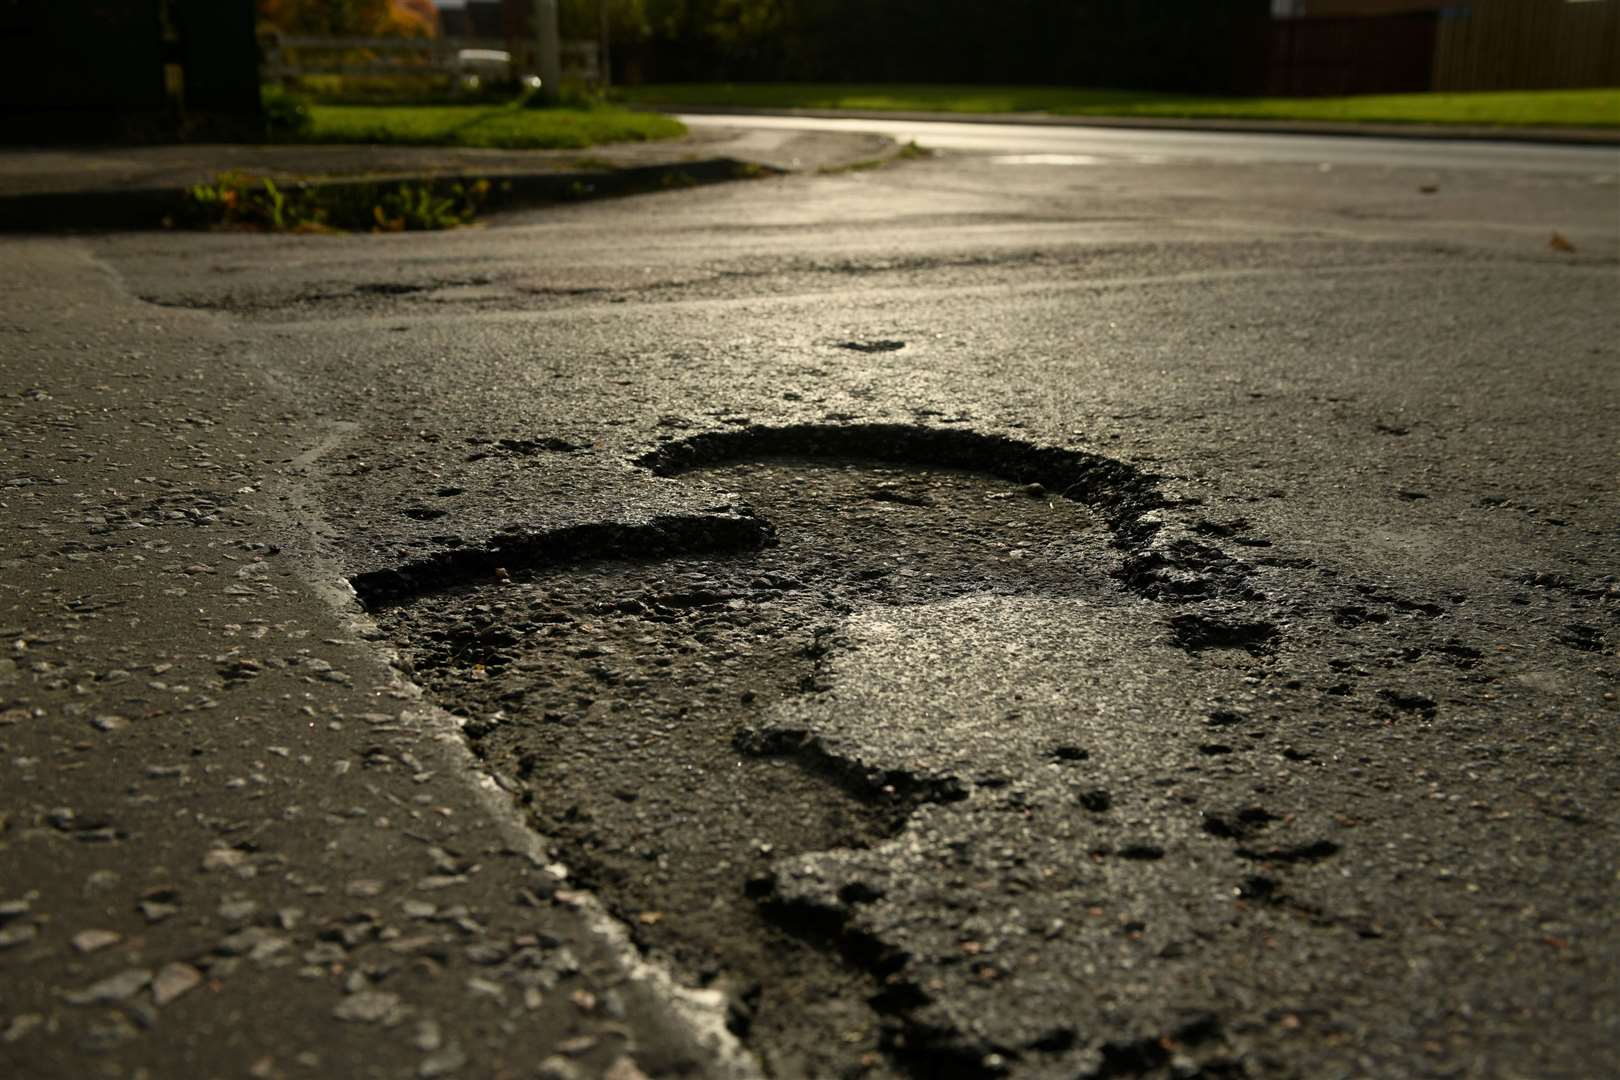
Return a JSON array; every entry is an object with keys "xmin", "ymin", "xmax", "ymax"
[{"xmin": 0, "ymin": 157, "xmax": 782, "ymax": 234}]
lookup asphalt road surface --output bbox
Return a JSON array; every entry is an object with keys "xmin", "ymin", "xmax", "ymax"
[
  {"xmin": 3, "ymin": 123, "xmax": 1618, "ymax": 1080},
  {"xmin": 675, "ymin": 112, "xmax": 1620, "ymax": 173}
]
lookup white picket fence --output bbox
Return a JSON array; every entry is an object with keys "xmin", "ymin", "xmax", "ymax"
[{"xmin": 261, "ymin": 33, "xmax": 601, "ymax": 87}]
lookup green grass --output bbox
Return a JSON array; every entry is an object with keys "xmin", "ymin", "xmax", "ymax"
[
  {"xmin": 300, "ymin": 102, "xmax": 686, "ymax": 149},
  {"xmin": 1055, "ymin": 88, "xmax": 1620, "ymax": 127},
  {"xmin": 614, "ymin": 83, "xmax": 1102, "ymax": 114},
  {"xmin": 614, "ymin": 84, "xmax": 1620, "ymax": 128}
]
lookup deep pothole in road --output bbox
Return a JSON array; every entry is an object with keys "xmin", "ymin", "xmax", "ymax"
[
  {"xmin": 356, "ymin": 425, "xmax": 1367, "ymax": 1077},
  {"xmin": 370, "ymin": 455, "xmax": 1120, "ymax": 1078},
  {"xmin": 348, "ymin": 423, "xmax": 1509, "ymax": 1079}
]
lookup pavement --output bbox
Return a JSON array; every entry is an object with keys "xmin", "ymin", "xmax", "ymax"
[{"xmin": 2, "ymin": 115, "xmax": 1619, "ymax": 1080}]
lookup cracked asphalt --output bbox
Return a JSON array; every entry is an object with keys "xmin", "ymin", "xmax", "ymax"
[{"xmin": 3, "ymin": 127, "xmax": 1618, "ymax": 1079}]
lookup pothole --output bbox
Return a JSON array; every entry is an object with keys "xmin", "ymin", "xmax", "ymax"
[
  {"xmin": 369, "ymin": 455, "xmax": 1117, "ymax": 1077},
  {"xmin": 349, "ymin": 425, "xmax": 1339, "ymax": 1077},
  {"xmin": 837, "ymin": 340, "xmax": 907, "ymax": 353}
]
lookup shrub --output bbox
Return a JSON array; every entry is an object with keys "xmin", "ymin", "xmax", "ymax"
[
  {"xmin": 522, "ymin": 79, "xmax": 608, "ymax": 110},
  {"xmin": 262, "ymin": 88, "xmax": 314, "ymax": 137}
]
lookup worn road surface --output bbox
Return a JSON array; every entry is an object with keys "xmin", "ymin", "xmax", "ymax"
[{"xmin": 3, "ymin": 122, "xmax": 1618, "ymax": 1079}]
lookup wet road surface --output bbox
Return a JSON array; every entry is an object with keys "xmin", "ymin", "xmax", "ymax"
[
  {"xmin": 674, "ymin": 111, "xmax": 1620, "ymax": 174},
  {"xmin": 4, "ymin": 127, "xmax": 1618, "ymax": 1079}
]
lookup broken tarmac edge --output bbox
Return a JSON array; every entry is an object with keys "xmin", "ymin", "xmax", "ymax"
[
  {"xmin": 283, "ymin": 425, "xmax": 770, "ymax": 1080},
  {"xmin": 314, "ymin": 574, "xmax": 767, "ymax": 1080}
]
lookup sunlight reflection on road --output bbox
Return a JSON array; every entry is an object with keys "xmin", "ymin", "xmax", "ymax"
[{"xmin": 675, "ymin": 112, "xmax": 1616, "ymax": 174}]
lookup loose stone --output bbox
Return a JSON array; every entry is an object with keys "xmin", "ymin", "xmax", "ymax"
[
  {"xmin": 72, "ymin": 929, "xmax": 122, "ymax": 953},
  {"xmin": 66, "ymin": 968, "xmax": 153, "ymax": 1006},
  {"xmin": 332, "ymin": 990, "xmax": 403, "ymax": 1024},
  {"xmin": 152, "ymin": 962, "xmax": 203, "ymax": 1006},
  {"xmin": 412, "ymin": 1018, "xmax": 443, "ymax": 1052},
  {"xmin": 418, "ymin": 1044, "xmax": 468, "ymax": 1078},
  {"xmin": 536, "ymin": 1057, "xmax": 584, "ymax": 1080},
  {"xmin": 0, "ymin": 924, "xmax": 38, "ymax": 949}
]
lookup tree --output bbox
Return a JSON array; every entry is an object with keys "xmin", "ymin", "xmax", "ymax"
[
  {"xmin": 560, "ymin": 0, "xmax": 650, "ymax": 40},
  {"xmin": 257, "ymin": 0, "xmax": 438, "ymax": 37}
]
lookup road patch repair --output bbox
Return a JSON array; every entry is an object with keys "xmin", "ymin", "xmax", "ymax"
[{"xmin": 344, "ymin": 423, "xmax": 1590, "ymax": 1078}]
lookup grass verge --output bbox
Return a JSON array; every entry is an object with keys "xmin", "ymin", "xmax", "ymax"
[
  {"xmin": 300, "ymin": 102, "xmax": 686, "ymax": 149},
  {"xmin": 614, "ymin": 84, "xmax": 1620, "ymax": 128}
]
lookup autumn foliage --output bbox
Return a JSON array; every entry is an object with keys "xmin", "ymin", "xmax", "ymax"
[{"xmin": 258, "ymin": 0, "xmax": 441, "ymax": 38}]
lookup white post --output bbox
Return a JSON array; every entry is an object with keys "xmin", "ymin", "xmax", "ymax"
[{"xmin": 533, "ymin": 0, "xmax": 562, "ymax": 101}]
